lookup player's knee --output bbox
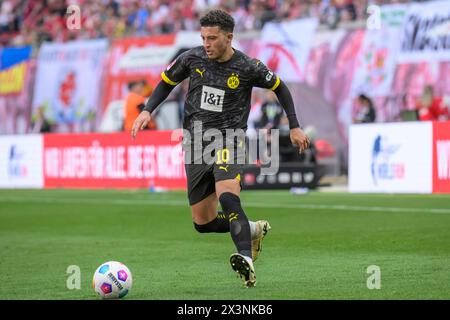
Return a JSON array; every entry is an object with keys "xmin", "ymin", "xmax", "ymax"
[{"xmin": 218, "ymin": 192, "xmax": 240, "ymax": 210}]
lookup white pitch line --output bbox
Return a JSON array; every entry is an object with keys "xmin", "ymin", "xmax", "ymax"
[{"xmin": 1, "ymin": 196, "xmax": 450, "ymax": 214}]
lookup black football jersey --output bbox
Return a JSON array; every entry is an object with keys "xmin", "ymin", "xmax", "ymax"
[{"xmin": 161, "ymin": 46, "xmax": 280, "ymax": 135}]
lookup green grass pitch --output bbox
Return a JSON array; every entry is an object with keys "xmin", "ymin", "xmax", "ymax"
[{"xmin": 1, "ymin": 189, "xmax": 449, "ymax": 299}]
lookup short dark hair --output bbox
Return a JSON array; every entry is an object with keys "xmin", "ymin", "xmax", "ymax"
[
  {"xmin": 199, "ymin": 9, "xmax": 235, "ymax": 33},
  {"xmin": 358, "ymin": 94, "xmax": 374, "ymax": 108},
  {"xmin": 128, "ymin": 80, "xmax": 145, "ymax": 91},
  {"xmin": 128, "ymin": 81, "xmax": 137, "ymax": 91}
]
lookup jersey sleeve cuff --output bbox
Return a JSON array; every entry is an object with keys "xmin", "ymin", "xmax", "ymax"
[{"xmin": 287, "ymin": 114, "xmax": 300, "ymax": 129}]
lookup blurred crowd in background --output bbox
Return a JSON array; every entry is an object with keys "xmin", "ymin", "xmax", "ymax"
[
  {"xmin": 0, "ymin": 0, "xmax": 448, "ymax": 175},
  {"xmin": 1, "ymin": 0, "xmax": 418, "ymax": 48}
]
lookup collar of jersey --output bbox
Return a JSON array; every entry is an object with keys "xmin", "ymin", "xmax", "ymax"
[{"xmin": 210, "ymin": 47, "xmax": 238, "ymax": 65}]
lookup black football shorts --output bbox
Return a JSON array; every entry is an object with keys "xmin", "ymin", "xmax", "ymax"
[{"xmin": 185, "ymin": 138, "xmax": 246, "ymax": 206}]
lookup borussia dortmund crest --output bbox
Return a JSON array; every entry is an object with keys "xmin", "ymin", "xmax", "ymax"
[{"xmin": 227, "ymin": 73, "xmax": 240, "ymax": 89}]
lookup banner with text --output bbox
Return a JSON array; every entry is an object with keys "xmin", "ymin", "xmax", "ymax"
[
  {"xmin": 43, "ymin": 130, "xmax": 186, "ymax": 189},
  {"xmin": 398, "ymin": 0, "xmax": 450, "ymax": 63}
]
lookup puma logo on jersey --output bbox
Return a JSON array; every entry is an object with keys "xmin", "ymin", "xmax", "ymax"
[
  {"xmin": 196, "ymin": 68, "xmax": 205, "ymax": 77},
  {"xmin": 219, "ymin": 165, "xmax": 229, "ymax": 172}
]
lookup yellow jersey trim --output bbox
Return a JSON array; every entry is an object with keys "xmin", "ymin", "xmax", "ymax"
[
  {"xmin": 161, "ymin": 72, "xmax": 178, "ymax": 86},
  {"xmin": 271, "ymin": 76, "xmax": 281, "ymax": 91}
]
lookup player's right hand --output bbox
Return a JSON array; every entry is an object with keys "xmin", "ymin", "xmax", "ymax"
[
  {"xmin": 131, "ymin": 110, "xmax": 151, "ymax": 139},
  {"xmin": 290, "ymin": 127, "xmax": 310, "ymax": 153}
]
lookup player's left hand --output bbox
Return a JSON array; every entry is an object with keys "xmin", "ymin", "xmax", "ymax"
[{"xmin": 290, "ymin": 127, "xmax": 310, "ymax": 153}]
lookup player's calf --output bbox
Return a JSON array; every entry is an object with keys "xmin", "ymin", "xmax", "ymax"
[{"xmin": 219, "ymin": 192, "xmax": 252, "ymax": 259}]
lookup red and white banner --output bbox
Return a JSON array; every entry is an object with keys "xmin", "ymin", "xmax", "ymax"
[
  {"xmin": 433, "ymin": 122, "xmax": 450, "ymax": 193},
  {"xmin": 2, "ymin": 122, "xmax": 450, "ymax": 193},
  {"xmin": 259, "ymin": 18, "xmax": 318, "ymax": 83},
  {"xmin": 351, "ymin": 4, "xmax": 408, "ymax": 98},
  {"xmin": 305, "ymin": 29, "xmax": 346, "ymax": 91},
  {"xmin": 32, "ymin": 39, "xmax": 108, "ymax": 129},
  {"xmin": 330, "ymin": 30, "xmax": 366, "ymax": 141},
  {"xmin": 43, "ymin": 130, "xmax": 186, "ymax": 189},
  {"xmin": 102, "ymin": 34, "xmax": 177, "ymax": 112}
]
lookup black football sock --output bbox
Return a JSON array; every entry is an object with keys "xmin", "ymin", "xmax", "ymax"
[
  {"xmin": 219, "ymin": 192, "xmax": 252, "ymax": 259},
  {"xmin": 193, "ymin": 211, "xmax": 230, "ymax": 233}
]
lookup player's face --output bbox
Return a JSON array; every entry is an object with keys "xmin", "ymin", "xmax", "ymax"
[{"xmin": 200, "ymin": 26, "xmax": 232, "ymax": 60}]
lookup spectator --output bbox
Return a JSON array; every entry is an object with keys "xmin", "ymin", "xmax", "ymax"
[
  {"xmin": 322, "ymin": 0, "xmax": 340, "ymax": 28},
  {"xmin": 258, "ymin": 91, "xmax": 284, "ymax": 130},
  {"xmin": 255, "ymin": 91, "xmax": 285, "ymax": 161},
  {"xmin": 335, "ymin": 0, "xmax": 357, "ymax": 22},
  {"xmin": 353, "ymin": 94, "xmax": 376, "ymax": 123},
  {"xmin": 124, "ymin": 80, "xmax": 156, "ymax": 132},
  {"xmin": 416, "ymin": 85, "xmax": 449, "ymax": 121},
  {"xmin": 0, "ymin": 0, "xmax": 15, "ymax": 33},
  {"xmin": 147, "ymin": 0, "xmax": 171, "ymax": 34},
  {"xmin": 31, "ymin": 105, "xmax": 53, "ymax": 133},
  {"xmin": 1, "ymin": 0, "xmax": 418, "ymax": 47}
]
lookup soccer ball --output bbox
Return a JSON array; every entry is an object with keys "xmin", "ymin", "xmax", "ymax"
[{"xmin": 93, "ymin": 261, "xmax": 133, "ymax": 299}]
